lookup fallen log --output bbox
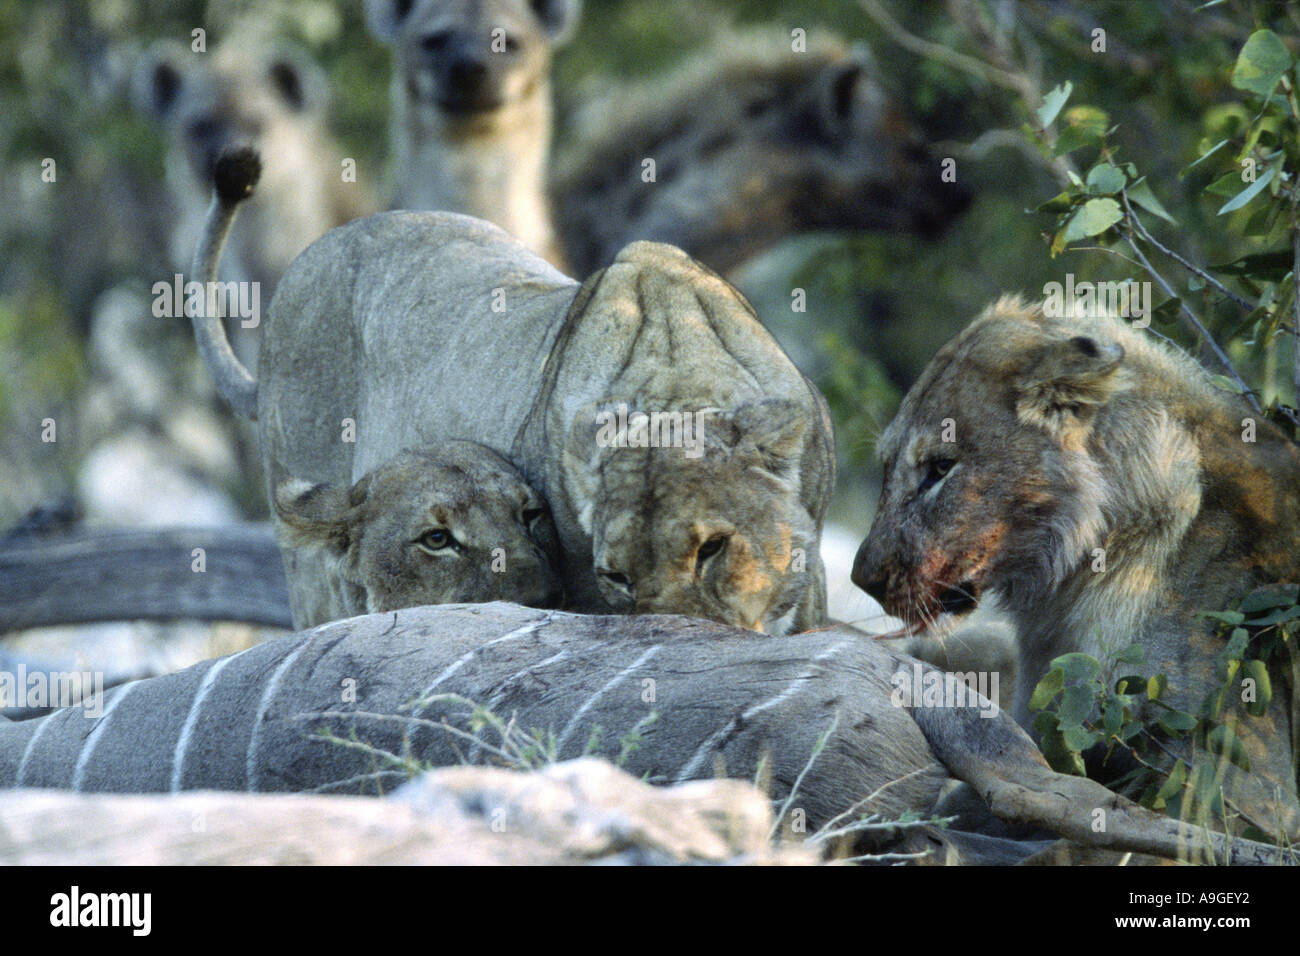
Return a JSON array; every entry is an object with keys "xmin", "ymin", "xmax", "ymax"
[
  {"xmin": 0, "ymin": 602, "xmax": 1290, "ymax": 864},
  {"xmin": 0, "ymin": 759, "xmax": 814, "ymax": 866},
  {"xmin": 0, "ymin": 524, "xmax": 292, "ymax": 630}
]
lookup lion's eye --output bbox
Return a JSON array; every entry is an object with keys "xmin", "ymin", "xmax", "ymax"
[
  {"xmin": 416, "ymin": 529, "xmax": 455, "ymax": 552},
  {"xmin": 696, "ymin": 535, "xmax": 728, "ymax": 567},
  {"xmin": 918, "ymin": 458, "xmax": 956, "ymax": 495}
]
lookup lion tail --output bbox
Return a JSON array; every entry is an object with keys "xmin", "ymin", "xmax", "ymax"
[{"xmin": 189, "ymin": 146, "xmax": 261, "ymax": 420}]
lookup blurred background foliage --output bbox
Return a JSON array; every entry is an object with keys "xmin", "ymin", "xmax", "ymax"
[{"xmin": 0, "ymin": 0, "xmax": 1297, "ymax": 533}]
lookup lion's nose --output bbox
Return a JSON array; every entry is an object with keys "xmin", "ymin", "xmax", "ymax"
[
  {"xmin": 597, "ymin": 568, "xmax": 634, "ymax": 599},
  {"xmin": 850, "ymin": 540, "xmax": 889, "ymax": 603}
]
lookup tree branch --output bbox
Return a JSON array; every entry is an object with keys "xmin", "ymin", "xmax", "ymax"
[
  {"xmin": 1123, "ymin": 195, "xmax": 1256, "ymax": 313},
  {"xmin": 1121, "ymin": 195, "xmax": 1263, "ymax": 413}
]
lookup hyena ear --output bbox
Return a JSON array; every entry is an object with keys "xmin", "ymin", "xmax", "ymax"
[
  {"xmin": 365, "ymin": 0, "xmax": 419, "ymax": 44},
  {"xmin": 811, "ymin": 48, "xmax": 884, "ymax": 138},
  {"xmin": 132, "ymin": 42, "xmax": 189, "ymax": 121},
  {"xmin": 530, "ymin": 0, "xmax": 582, "ymax": 45},
  {"xmin": 727, "ymin": 399, "xmax": 808, "ymax": 485},
  {"xmin": 272, "ymin": 476, "xmax": 367, "ymax": 555},
  {"xmin": 1015, "ymin": 335, "xmax": 1124, "ymax": 437},
  {"xmin": 264, "ymin": 46, "xmax": 328, "ymax": 114}
]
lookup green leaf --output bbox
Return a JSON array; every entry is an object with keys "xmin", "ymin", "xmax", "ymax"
[
  {"xmin": 1242, "ymin": 203, "xmax": 1279, "ymax": 237},
  {"xmin": 1152, "ymin": 297, "xmax": 1183, "ymax": 324},
  {"xmin": 1102, "ymin": 700, "xmax": 1123, "ymax": 736},
  {"xmin": 1206, "ymin": 725, "xmax": 1251, "ymax": 770},
  {"xmin": 1205, "ymin": 170, "xmax": 1249, "ymax": 197},
  {"xmin": 1035, "ymin": 190, "xmax": 1075, "ymax": 213},
  {"xmin": 1052, "ymin": 123, "xmax": 1103, "ymax": 157},
  {"xmin": 1113, "ymin": 674, "xmax": 1144, "ymax": 696},
  {"xmin": 1190, "ymin": 762, "xmax": 1226, "ymax": 816},
  {"xmin": 1240, "ymin": 584, "xmax": 1300, "ymax": 613},
  {"xmin": 1032, "ymin": 710, "xmax": 1060, "ymax": 735},
  {"xmin": 1202, "ymin": 610, "xmax": 1245, "ymax": 626},
  {"xmin": 1060, "ymin": 685, "xmax": 1095, "ymax": 725},
  {"xmin": 1240, "ymin": 659, "xmax": 1272, "ymax": 716},
  {"xmin": 1217, "ymin": 165, "xmax": 1276, "ymax": 215},
  {"xmin": 1053, "ymin": 652, "xmax": 1102, "ymax": 684},
  {"xmin": 1157, "ymin": 709, "xmax": 1199, "ymax": 734},
  {"xmin": 1086, "ymin": 162, "xmax": 1127, "ymax": 194},
  {"xmin": 1232, "ymin": 30, "xmax": 1294, "ymax": 98},
  {"xmin": 1153, "ymin": 759, "xmax": 1187, "ymax": 806},
  {"xmin": 1224, "ymin": 627, "xmax": 1249, "ymax": 660},
  {"xmin": 1209, "ymin": 375, "xmax": 1249, "ymax": 396},
  {"xmin": 1062, "ymin": 722, "xmax": 1099, "ymax": 752},
  {"xmin": 1125, "ymin": 178, "xmax": 1177, "ymax": 224},
  {"xmin": 1180, "ymin": 138, "xmax": 1229, "ymax": 177},
  {"xmin": 1115, "ymin": 644, "xmax": 1145, "ymax": 665},
  {"xmin": 1062, "ymin": 198, "xmax": 1123, "ymax": 241},
  {"xmin": 1147, "ymin": 673, "xmax": 1168, "ymax": 701},
  {"xmin": 1029, "ymin": 667, "xmax": 1065, "ymax": 712},
  {"xmin": 1211, "ymin": 248, "xmax": 1294, "ymax": 281},
  {"xmin": 1247, "ymin": 605, "xmax": 1300, "ymax": 627},
  {"xmin": 1036, "ymin": 81, "xmax": 1073, "ymax": 129}
]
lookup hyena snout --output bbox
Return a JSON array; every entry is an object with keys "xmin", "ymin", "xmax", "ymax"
[
  {"xmin": 189, "ymin": 126, "xmax": 261, "ymax": 181},
  {"xmin": 420, "ymin": 33, "xmax": 509, "ymax": 112}
]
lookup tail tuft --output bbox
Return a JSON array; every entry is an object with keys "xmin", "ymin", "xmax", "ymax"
[{"xmin": 213, "ymin": 147, "xmax": 262, "ymax": 206}]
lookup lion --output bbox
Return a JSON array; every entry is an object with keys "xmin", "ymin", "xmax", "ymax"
[
  {"xmin": 273, "ymin": 444, "xmax": 563, "ymax": 622},
  {"xmin": 193, "ymin": 148, "xmax": 835, "ymax": 633},
  {"xmin": 853, "ymin": 296, "xmax": 1300, "ymax": 842}
]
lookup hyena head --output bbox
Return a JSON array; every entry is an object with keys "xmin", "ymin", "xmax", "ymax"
[
  {"xmin": 366, "ymin": 0, "xmax": 580, "ymax": 120},
  {"xmin": 133, "ymin": 39, "xmax": 328, "ymax": 190}
]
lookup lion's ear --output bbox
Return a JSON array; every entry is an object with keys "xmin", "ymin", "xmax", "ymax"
[
  {"xmin": 272, "ymin": 476, "xmax": 363, "ymax": 556},
  {"xmin": 726, "ymin": 399, "xmax": 808, "ymax": 485},
  {"xmin": 1015, "ymin": 335, "xmax": 1124, "ymax": 437}
]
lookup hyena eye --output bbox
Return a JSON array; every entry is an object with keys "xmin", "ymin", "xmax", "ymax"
[
  {"xmin": 918, "ymin": 458, "xmax": 956, "ymax": 495},
  {"xmin": 522, "ymin": 507, "xmax": 545, "ymax": 530},
  {"xmin": 696, "ymin": 535, "xmax": 728, "ymax": 567},
  {"xmin": 416, "ymin": 528, "xmax": 456, "ymax": 552}
]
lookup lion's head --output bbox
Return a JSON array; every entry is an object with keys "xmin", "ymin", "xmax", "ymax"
[
  {"xmin": 274, "ymin": 443, "xmax": 563, "ymax": 616},
  {"xmin": 563, "ymin": 398, "xmax": 820, "ymax": 634},
  {"xmin": 851, "ymin": 296, "xmax": 1202, "ymax": 638}
]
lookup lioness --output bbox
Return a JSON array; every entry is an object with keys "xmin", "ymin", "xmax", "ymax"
[
  {"xmin": 853, "ymin": 296, "xmax": 1300, "ymax": 840},
  {"xmin": 195, "ymin": 149, "xmax": 834, "ymax": 633},
  {"xmin": 274, "ymin": 444, "xmax": 562, "ymax": 621}
]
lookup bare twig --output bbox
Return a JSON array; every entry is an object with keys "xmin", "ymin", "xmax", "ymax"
[
  {"xmin": 1120, "ymin": 196, "xmax": 1263, "ymax": 412},
  {"xmin": 770, "ymin": 713, "xmax": 839, "ymax": 840},
  {"xmin": 1123, "ymin": 196, "xmax": 1256, "ymax": 313},
  {"xmin": 857, "ymin": 0, "xmax": 1034, "ymax": 99},
  {"xmin": 1293, "ymin": 174, "xmax": 1300, "ymax": 416}
]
